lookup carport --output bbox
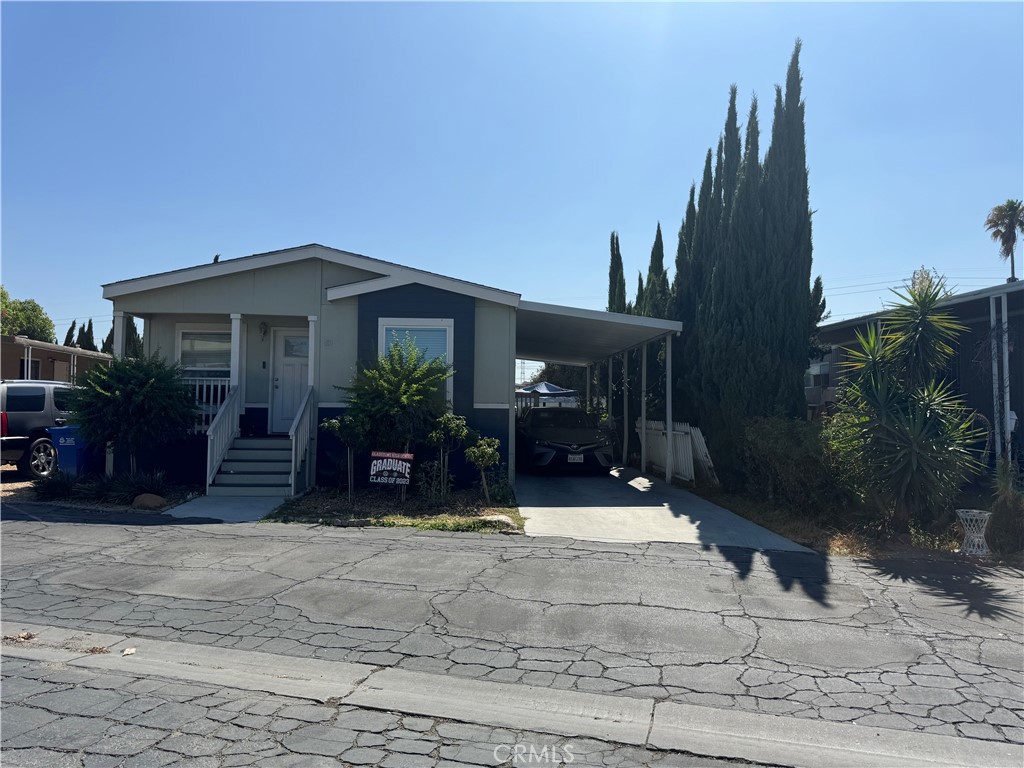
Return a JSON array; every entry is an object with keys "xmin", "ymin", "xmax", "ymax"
[{"xmin": 514, "ymin": 300, "xmax": 682, "ymax": 481}]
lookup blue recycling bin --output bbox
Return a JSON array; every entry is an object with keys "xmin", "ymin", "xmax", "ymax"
[{"xmin": 50, "ymin": 425, "xmax": 88, "ymax": 477}]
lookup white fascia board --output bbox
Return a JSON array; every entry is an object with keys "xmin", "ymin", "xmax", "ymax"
[
  {"xmin": 518, "ymin": 300, "xmax": 683, "ymax": 333},
  {"xmin": 102, "ymin": 242, "xmax": 521, "ymax": 307},
  {"xmin": 102, "ymin": 246, "xmax": 322, "ymax": 299},
  {"xmin": 326, "ymin": 275, "xmax": 409, "ymax": 301},
  {"xmin": 327, "ymin": 272, "xmax": 519, "ymax": 306}
]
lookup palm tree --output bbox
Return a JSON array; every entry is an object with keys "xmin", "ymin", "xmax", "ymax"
[{"xmin": 984, "ymin": 199, "xmax": 1024, "ymax": 283}]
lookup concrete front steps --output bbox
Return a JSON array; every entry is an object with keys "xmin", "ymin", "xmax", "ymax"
[{"xmin": 207, "ymin": 437, "xmax": 293, "ymax": 497}]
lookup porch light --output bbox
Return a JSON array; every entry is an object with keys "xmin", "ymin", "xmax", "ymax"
[{"xmin": 258, "ymin": 322, "xmax": 268, "ymax": 341}]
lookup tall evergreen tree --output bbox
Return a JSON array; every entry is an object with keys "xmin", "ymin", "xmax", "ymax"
[
  {"xmin": 641, "ymin": 223, "xmax": 670, "ymax": 319},
  {"xmin": 83, "ymin": 319, "xmax": 97, "ymax": 352},
  {"xmin": 671, "ymin": 184, "xmax": 698, "ymax": 423},
  {"xmin": 75, "ymin": 323, "xmax": 88, "ymax": 350},
  {"xmin": 721, "ymin": 85, "xmax": 742, "ymax": 226},
  {"xmin": 63, "ymin": 320, "xmax": 77, "ymax": 347},
  {"xmin": 607, "ymin": 232, "xmax": 627, "ymax": 313},
  {"xmin": 760, "ymin": 39, "xmax": 814, "ymax": 418},
  {"xmin": 678, "ymin": 150, "xmax": 717, "ymax": 425},
  {"xmin": 126, "ymin": 318, "xmax": 144, "ymax": 358},
  {"xmin": 631, "ymin": 272, "xmax": 645, "ymax": 316},
  {"xmin": 101, "ymin": 327, "xmax": 114, "ymax": 355}
]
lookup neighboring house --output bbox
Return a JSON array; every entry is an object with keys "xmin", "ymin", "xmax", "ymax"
[
  {"xmin": 102, "ymin": 244, "xmax": 681, "ymax": 497},
  {"xmin": 1, "ymin": 335, "xmax": 111, "ymax": 382},
  {"xmin": 806, "ymin": 281, "xmax": 1023, "ymax": 459}
]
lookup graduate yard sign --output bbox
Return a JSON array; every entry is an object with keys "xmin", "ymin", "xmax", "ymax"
[{"xmin": 369, "ymin": 451, "xmax": 413, "ymax": 485}]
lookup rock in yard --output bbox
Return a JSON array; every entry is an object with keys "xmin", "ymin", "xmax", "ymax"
[{"xmin": 132, "ymin": 493, "xmax": 167, "ymax": 510}]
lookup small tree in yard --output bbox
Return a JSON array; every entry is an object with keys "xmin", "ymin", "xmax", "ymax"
[
  {"xmin": 321, "ymin": 336, "xmax": 453, "ymax": 499},
  {"xmin": 69, "ymin": 354, "xmax": 198, "ymax": 475},
  {"xmin": 827, "ymin": 280, "xmax": 984, "ymax": 535},
  {"xmin": 426, "ymin": 412, "xmax": 471, "ymax": 502},
  {"xmin": 465, "ymin": 437, "xmax": 500, "ymax": 506}
]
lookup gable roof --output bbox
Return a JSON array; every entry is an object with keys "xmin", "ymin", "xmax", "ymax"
[
  {"xmin": 101, "ymin": 242, "xmax": 683, "ymax": 366},
  {"xmin": 102, "ymin": 243, "xmax": 521, "ymax": 307}
]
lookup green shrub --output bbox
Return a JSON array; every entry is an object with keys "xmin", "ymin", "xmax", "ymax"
[
  {"xmin": 69, "ymin": 354, "xmax": 198, "ymax": 474},
  {"xmin": 107, "ymin": 471, "xmax": 171, "ymax": 505},
  {"xmin": 465, "ymin": 437, "xmax": 501, "ymax": 505},
  {"xmin": 32, "ymin": 471, "xmax": 76, "ymax": 500},
  {"xmin": 416, "ymin": 460, "xmax": 452, "ymax": 505},
  {"xmin": 71, "ymin": 474, "xmax": 115, "ymax": 502},
  {"xmin": 482, "ymin": 464, "xmax": 516, "ymax": 507},
  {"xmin": 742, "ymin": 417, "xmax": 851, "ymax": 519}
]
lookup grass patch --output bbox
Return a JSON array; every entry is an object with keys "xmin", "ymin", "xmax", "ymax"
[{"xmin": 265, "ymin": 486, "xmax": 523, "ymax": 534}]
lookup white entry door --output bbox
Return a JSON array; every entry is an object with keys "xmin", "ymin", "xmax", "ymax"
[{"xmin": 271, "ymin": 330, "xmax": 309, "ymax": 434}]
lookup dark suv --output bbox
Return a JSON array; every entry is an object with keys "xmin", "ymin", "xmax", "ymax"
[{"xmin": 1, "ymin": 380, "xmax": 74, "ymax": 479}]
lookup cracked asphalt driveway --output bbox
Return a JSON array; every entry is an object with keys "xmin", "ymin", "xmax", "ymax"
[{"xmin": 3, "ymin": 503, "xmax": 1023, "ymax": 750}]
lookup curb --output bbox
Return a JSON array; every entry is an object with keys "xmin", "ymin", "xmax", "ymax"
[{"xmin": 3, "ymin": 621, "xmax": 1021, "ymax": 768}]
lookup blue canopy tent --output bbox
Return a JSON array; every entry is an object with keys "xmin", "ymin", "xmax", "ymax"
[{"xmin": 515, "ymin": 381, "xmax": 580, "ymax": 412}]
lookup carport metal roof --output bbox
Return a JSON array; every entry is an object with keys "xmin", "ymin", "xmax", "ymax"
[{"xmin": 515, "ymin": 300, "xmax": 682, "ymax": 366}]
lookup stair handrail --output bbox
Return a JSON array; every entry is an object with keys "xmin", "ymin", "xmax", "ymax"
[
  {"xmin": 206, "ymin": 385, "xmax": 242, "ymax": 492},
  {"xmin": 289, "ymin": 386, "xmax": 315, "ymax": 496}
]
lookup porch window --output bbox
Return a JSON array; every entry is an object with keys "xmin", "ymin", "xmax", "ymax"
[
  {"xmin": 179, "ymin": 331, "xmax": 231, "ymax": 378},
  {"xmin": 378, "ymin": 318, "xmax": 454, "ymax": 402},
  {"xmin": 177, "ymin": 327, "xmax": 232, "ymax": 431}
]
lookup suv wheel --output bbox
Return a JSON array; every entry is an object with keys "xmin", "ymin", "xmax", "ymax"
[{"xmin": 20, "ymin": 437, "xmax": 58, "ymax": 479}]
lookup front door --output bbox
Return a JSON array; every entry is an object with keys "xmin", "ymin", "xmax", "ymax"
[{"xmin": 270, "ymin": 330, "xmax": 309, "ymax": 434}]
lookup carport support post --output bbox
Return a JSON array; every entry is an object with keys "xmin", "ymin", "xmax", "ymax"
[
  {"xmin": 640, "ymin": 343, "xmax": 647, "ymax": 473},
  {"xmin": 586, "ymin": 364, "xmax": 591, "ymax": 412},
  {"xmin": 665, "ymin": 333, "xmax": 673, "ymax": 484},
  {"xmin": 622, "ymin": 350, "xmax": 629, "ymax": 466},
  {"xmin": 602, "ymin": 354, "xmax": 610, "ymax": 421},
  {"xmin": 991, "ymin": 296, "xmax": 1002, "ymax": 460}
]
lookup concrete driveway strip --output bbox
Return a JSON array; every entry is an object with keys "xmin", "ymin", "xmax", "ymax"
[{"xmin": 517, "ymin": 469, "xmax": 811, "ymax": 550}]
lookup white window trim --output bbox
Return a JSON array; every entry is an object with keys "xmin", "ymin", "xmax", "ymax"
[
  {"xmin": 175, "ymin": 323, "xmax": 232, "ymax": 377},
  {"xmin": 378, "ymin": 317, "xmax": 454, "ymax": 404}
]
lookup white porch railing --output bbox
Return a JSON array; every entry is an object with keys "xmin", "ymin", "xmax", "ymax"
[
  {"xmin": 206, "ymin": 386, "xmax": 241, "ymax": 491},
  {"xmin": 637, "ymin": 419, "xmax": 696, "ymax": 483},
  {"xmin": 184, "ymin": 376, "xmax": 231, "ymax": 432},
  {"xmin": 289, "ymin": 386, "xmax": 315, "ymax": 496}
]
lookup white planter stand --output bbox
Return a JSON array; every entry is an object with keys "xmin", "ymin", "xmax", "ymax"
[{"xmin": 956, "ymin": 509, "xmax": 993, "ymax": 556}]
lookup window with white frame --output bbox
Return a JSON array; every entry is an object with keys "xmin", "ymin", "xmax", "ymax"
[
  {"xmin": 177, "ymin": 328, "xmax": 231, "ymax": 379},
  {"xmin": 378, "ymin": 318, "xmax": 454, "ymax": 402}
]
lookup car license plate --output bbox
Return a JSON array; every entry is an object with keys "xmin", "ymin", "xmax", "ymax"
[{"xmin": 568, "ymin": 454, "xmax": 583, "ymax": 463}]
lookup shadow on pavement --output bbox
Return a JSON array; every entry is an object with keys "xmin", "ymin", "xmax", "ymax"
[
  {"xmin": 712, "ymin": 544, "xmax": 832, "ymax": 606},
  {"xmin": 863, "ymin": 556, "xmax": 1024, "ymax": 621},
  {"xmin": 1, "ymin": 502, "xmax": 222, "ymax": 527}
]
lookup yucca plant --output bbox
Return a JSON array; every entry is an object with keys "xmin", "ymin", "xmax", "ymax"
[{"xmin": 831, "ymin": 279, "xmax": 984, "ymax": 533}]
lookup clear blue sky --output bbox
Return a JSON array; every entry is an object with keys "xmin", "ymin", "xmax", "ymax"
[{"xmin": 3, "ymin": 2, "xmax": 1022, "ymax": 370}]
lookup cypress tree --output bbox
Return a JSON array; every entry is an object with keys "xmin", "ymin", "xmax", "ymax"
[
  {"xmin": 607, "ymin": 232, "xmax": 627, "ymax": 313},
  {"xmin": 126, "ymin": 318, "xmax": 144, "ymax": 358},
  {"xmin": 680, "ymin": 150, "xmax": 716, "ymax": 425},
  {"xmin": 761, "ymin": 39, "xmax": 813, "ymax": 417},
  {"xmin": 83, "ymin": 319, "xmax": 97, "ymax": 351},
  {"xmin": 75, "ymin": 323, "xmax": 88, "ymax": 350},
  {"xmin": 632, "ymin": 272, "xmax": 645, "ymax": 316},
  {"xmin": 671, "ymin": 184, "xmax": 698, "ymax": 423},
  {"xmin": 101, "ymin": 327, "xmax": 113, "ymax": 355},
  {"xmin": 642, "ymin": 223, "xmax": 670, "ymax": 319},
  {"xmin": 63, "ymin": 320, "xmax": 77, "ymax": 347},
  {"xmin": 696, "ymin": 137, "xmax": 726, "ymax": 425},
  {"xmin": 721, "ymin": 85, "xmax": 742, "ymax": 226}
]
